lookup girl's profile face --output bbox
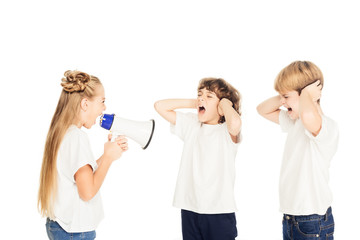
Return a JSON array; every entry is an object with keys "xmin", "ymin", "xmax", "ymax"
[
  {"xmin": 197, "ymin": 88, "xmax": 221, "ymax": 124},
  {"xmin": 279, "ymin": 90, "xmax": 300, "ymax": 120},
  {"xmin": 83, "ymin": 84, "xmax": 106, "ymax": 129}
]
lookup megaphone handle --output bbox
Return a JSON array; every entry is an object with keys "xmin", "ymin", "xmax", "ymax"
[{"xmin": 110, "ymin": 132, "xmax": 121, "ymax": 142}]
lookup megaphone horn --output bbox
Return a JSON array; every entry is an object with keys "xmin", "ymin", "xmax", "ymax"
[{"xmin": 100, "ymin": 113, "xmax": 155, "ymax": 149}]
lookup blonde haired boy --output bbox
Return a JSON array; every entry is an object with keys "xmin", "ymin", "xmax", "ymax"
[{"xmin": 257, "ymin": 61, "xmax": 339, "ymax": 240}]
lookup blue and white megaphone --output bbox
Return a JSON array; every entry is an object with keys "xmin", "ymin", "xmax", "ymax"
[{"xmin": 100, "ymin": 114, "xmax": 155, "ymax": 149}]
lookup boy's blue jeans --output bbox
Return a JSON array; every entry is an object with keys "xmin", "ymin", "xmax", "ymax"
[
  {"xmin": 46, "ymin": 218, "xmax": 96, "ymax": 240},
  {"xmin": 282, "ymin": 207, "xmax": 334, "ymax": 240}
]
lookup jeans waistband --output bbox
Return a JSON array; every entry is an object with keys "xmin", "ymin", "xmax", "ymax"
[{"xmin": 284, "ymin": 207, "xmax": 332, "ymax": 222}]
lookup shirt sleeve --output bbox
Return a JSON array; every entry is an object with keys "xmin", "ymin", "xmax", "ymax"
[
  {"xmin": 304, "ymin": 116, "xmax": 339, "ymax": 148},
  {"xmin": 61, "ymin": 128, "xmax": 97, "ymax": 183},
  {"xmin": 279, "ymin": 110, "xmax": 295, "ymax": 132},
  {"xmin": 170, "ymin": 112, "xmax": 198, "ymax": 141}
]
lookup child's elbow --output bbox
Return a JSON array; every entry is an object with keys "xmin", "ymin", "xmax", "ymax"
[
  {"xmin": 80, "ymin": 197, "xmax": 90, "ymax": 202},
  {"xmin": 79, "ymin": 193, "xmax": 94, "ymax": 202},
  {"xmin": 154, "ymin": 100, "xmax": 162, "ymax": 113},
  {"xmin": 256, "ymin": 104, "xmax": 264, "ymax": 116},
  {"xmin": 256, "ymin": 105, "xmax": 260, "ymax": 113},
  {"xmin": 78, "ymin": 190, "xmax": 95, "ymax": 202}
]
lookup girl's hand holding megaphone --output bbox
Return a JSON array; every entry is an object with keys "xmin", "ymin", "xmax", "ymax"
[{"xmin": 104, "ymin": 134, "xmax": 128, "ymax": 161}]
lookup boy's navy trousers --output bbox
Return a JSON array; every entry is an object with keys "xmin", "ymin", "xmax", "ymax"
[{"xmin": 181, "ymin": 209, "xmax": 237, "ymax": 240}]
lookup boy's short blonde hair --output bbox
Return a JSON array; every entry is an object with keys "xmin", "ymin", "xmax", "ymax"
[
  {"xmin": 198, "ymin": 77, "xmax": 241, "ymax": 123},
  {"xmin": 274, "ymin": 61, "xmax": 324, "ymax": 94}
]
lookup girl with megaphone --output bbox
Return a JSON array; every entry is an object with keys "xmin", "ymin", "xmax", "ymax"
[{"xmin": 38, "ymin": 70, "xmax": 128, "ymax": 239}]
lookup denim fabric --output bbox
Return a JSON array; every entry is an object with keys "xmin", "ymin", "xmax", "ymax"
[
  {"xmin": 181, "ymin": 209, "xmax": 237, "ymax": 240},
  {"xmin": 282, "ymin": 207, "xmax": 334, "ymax": 240},
  {"xmin": 46, "ymin": 218, "xmax": 96, "ymax": 240}
]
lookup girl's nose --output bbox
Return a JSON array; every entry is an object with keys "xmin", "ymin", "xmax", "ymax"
[{"xmin": 279, "ymin": 96, "xmax": 286, "ymax": 104}]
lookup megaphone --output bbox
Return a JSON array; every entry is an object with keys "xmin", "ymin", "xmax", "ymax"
[{"xmin": 99, "ymin": 113, "xmax": 155, "ymax": 149}]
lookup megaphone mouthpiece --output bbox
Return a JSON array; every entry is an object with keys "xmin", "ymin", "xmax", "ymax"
[{"xmin": 100, "ymin": 114, "xmax": 115, "ymax": 130}]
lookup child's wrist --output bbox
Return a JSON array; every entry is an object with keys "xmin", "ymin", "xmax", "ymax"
[
  {"xmin": 220, "ymin": 98, "xmax": 232, "ymax": 108},
  {"xmin": 101, "ymin": 153, "xmax": 115, "ymax": 164}
]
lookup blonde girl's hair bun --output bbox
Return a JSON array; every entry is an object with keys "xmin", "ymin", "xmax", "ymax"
[
  {"xmin": 61, "ymin": 70, "xmax": 91, "ymax": 93},
  {"xmin": 38, "ymin": 70, "xmax": 102, "ymax": 218}
]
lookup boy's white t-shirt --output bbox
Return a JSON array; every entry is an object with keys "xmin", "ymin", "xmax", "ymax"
[
  {"xmin": 171, "ymin": 112, "xmax": 240, "ymax": 214},
  {"xmin": 52, "ymin": 125, "xmax": 104, "ymax": 233},
  {"xmin": 279, "ymin": 110, "xmax": 339, "ymax": 215}
]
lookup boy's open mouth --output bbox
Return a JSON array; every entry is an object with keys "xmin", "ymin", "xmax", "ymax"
[
  {"xmin": 199, "ymin": 106, "xmax": 206, "ymax": 113},
  {"xmin": 287, "ymin": 108, "xmax": 292, "ymax": 112}
]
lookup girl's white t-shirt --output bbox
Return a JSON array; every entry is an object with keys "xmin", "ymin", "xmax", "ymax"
[
  {"xmin": 279, "ymin": 110, "xmax": 339, "ymax": 215},
  {"xmin": 171, "ymin": 112, "xmax": 241, "ymax": 214},
  {"xmin": 52, "ymin": 125, "xmax": 104, "ymax": 233}
]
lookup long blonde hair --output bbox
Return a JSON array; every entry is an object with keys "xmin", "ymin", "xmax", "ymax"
[{"xmin": 38, "ymin": 70, "xmax": 102, "ymax": 218}]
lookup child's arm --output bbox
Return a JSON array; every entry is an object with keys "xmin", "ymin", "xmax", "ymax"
[
  {"xmin": 218, "ymin": 98, "xmax": 242, "ymax": 142},
  {"xmin": 74, "ymin": 135, "xmax": 128, "ymax": 201},
  {"xmin": 299, "ymin": 80, "xmax": 322, "ymax": 136},
  {"xmin": 256, "ymin": 96, "xmax": 282, "ymax": 124},
  {"xmin": 154, "ymin": 99, "xmax": 197, "ymax": 125}
]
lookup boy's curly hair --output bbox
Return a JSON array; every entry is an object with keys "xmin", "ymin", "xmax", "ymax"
[{"xmin": 198, "ymin": 77, "xmax": 241, "ymax": 124}]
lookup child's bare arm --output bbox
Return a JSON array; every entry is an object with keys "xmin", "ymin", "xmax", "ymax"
[
  {"xmin": 299, "ymin": 80, "xmax": 322, "ymax": 136},
  {"xmin": 75, "ymin": 136, "xmax": 128, "ymax": 201},
  {"xmin": 218, "ymin": 98, "xmax": 242, "ymax": 142},
  {"xmin": 154, "ymin": 99, "xmax": 197, "ymax": 125},
  {"xmin": 257, "ymin": 96, "xmax": 282, "ymax": 124}
]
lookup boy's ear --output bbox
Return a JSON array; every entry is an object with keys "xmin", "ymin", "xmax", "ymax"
[{"xmin": 80, "ymin": 98, "xmax": 88, "ymax": 111}]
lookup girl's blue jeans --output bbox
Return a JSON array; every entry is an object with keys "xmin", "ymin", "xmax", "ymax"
[
  {"xmin": 46, "ymin": 218, "xmax": 96, "ymax": 240},
  {"xmin": 282, "ymin": 207, "xmax": 334, "ymax": 240}
]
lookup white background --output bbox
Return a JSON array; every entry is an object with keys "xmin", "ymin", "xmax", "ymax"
[{"xmin": 1, "ymin": 0, "xmax": 359, "ymax": 239}]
